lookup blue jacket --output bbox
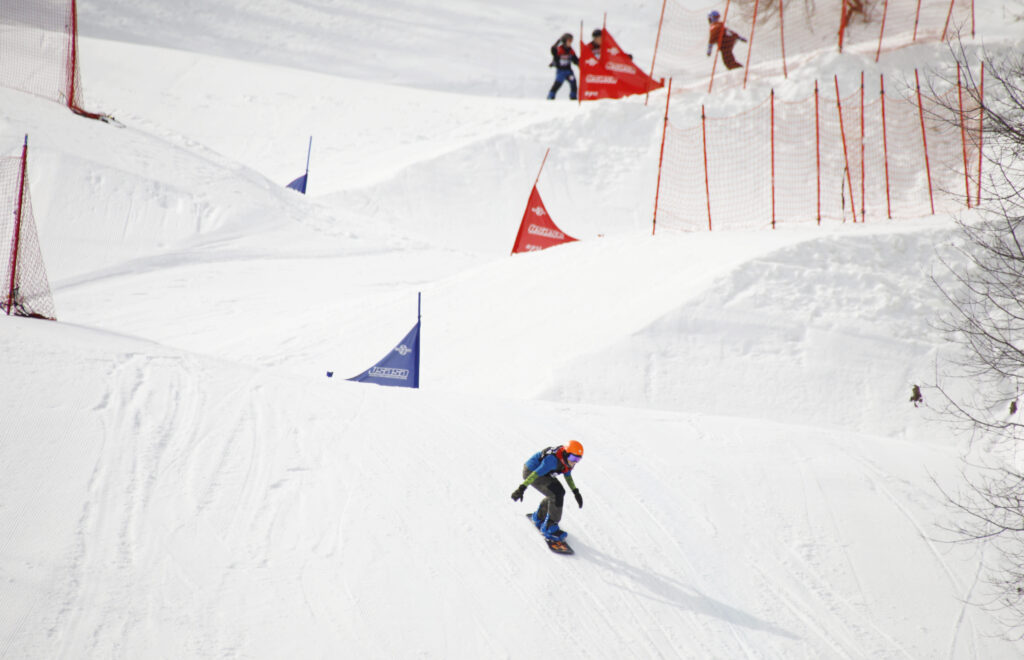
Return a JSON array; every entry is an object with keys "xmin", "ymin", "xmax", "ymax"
[
  {"xmin": 526, "ymin": 450, "xmax": 569, "ymax": 477},
  {"xmin": 522, "ymin": 447, "xmax": 577, "ymax": 490}
]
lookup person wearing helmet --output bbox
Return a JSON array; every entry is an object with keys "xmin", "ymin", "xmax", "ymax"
[
  {"xmin": 511, "ymin": 441, "xmax": 584, "ymax": 541},
  {"xmin": 547, "ymin": 33, "xmax": 579, "ymax": 100},
  {"xmin": 588, "ymin": 28, "xmax": 604, "ymax": 59},
  {"xmin": 706, "ymin": 10, "xmax": 747, "ymax": 70},
  {"xmin": 587, "ymin": 28, "xmax": 632, "ymax": 61}
]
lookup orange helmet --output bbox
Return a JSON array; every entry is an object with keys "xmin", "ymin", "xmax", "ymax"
[{"xmin": 565, "ymin": 440, "xmax": 584, "ymax": 458}]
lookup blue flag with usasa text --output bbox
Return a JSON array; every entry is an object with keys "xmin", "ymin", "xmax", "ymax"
[
  {"xmin": 348, "ymin": 321, "xmax": 420, "ymax": 388},
  {"xmin": 286, "ymin": 173, "xmax": 308, "ymax": 194}
]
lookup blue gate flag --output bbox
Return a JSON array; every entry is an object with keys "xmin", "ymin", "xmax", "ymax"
[
  {"xmin": 348, "ymin": 293, "xmax": 421, "ymax": 388},
  {"xmin": 285, "ymin": 136, "xmax": 312, "ymax": 194},
  {"xmin": 286, "ymin": 173, "xmax": 307, "ymax": 194}
]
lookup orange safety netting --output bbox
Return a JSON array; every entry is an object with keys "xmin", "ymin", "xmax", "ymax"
[
  {"xmin": 653, "ymin": 72, "xmax": 978, "ymax": 232},
  {"xmin": 650, "ymin": 0, "xmax": 974, "ymax": 91},
  {"xmin": 1, "ymin": 145, "xmax": 56, "ymax": 321},
  {"xmin": 0, "ymin": 0, "xmax": 99, "ymax": 117}
]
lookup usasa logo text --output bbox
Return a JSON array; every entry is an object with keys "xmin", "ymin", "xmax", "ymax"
[
  {"xmin": 527, "ymin": 224, "xmax": 565, "ymax": 240},
  {"xmin": 369, "ymin": 366, "xmax": 409, "ymax": 380},
  {"xmin": 584, "ymin": 74, "xmax": 617, "ymax": 85},
  {"xmin": 606, "ymin": 62, "xmax": 636, "ymax": 75}
]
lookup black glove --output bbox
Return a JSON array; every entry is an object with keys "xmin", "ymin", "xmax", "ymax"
[
  {"xmin": 572, "ymin": 488, "xmax": 583, "ymax": 508},
  {"xmin": 511, "ymin": 484, "xmax": 527, "ymax": 502},
  {"xmin": 739, "ymin": 36, "xmax": 748, "ymax": 42}
]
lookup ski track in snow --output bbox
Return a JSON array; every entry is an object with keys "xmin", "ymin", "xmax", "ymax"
[{"xmin": 3, "ymin": 0, "xmax": 1024, "ymax": 657}]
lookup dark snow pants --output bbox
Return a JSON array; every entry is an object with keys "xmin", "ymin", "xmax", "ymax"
[
  {"xmin": 523, "ymin": 466, "xmax": 565, "ymax": 523},
  {"xmin": 547, "ymin": 69, "xmax": 577, "ymax": 100}
]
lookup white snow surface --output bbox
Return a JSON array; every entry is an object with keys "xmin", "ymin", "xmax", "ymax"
[{"xmin": 3, "ymin": 0, "xmax": 1024, "ymax": 658}]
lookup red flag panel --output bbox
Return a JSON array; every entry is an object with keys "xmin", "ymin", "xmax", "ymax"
[
  {"xmin": 511, "ymin": 185, "xmax": 577, "ymax": 253},
  {"xmin": 580, "ymin": 30, "xmax": 664, "ymax": 101}
]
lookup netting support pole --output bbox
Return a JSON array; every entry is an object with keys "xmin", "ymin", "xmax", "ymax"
[
  {"xmin": 815, "ymin": 80, "xmax": 821, "ymax": 225},
  {"xmin": 839, "ymin": 0, "xmax": 848, "ymax": 53},
  {"xmin": 957, "ymin": 62, "xmax": 972, "ymax": 209},
  {"xmin": 915, "ymin": 69, "xmax": 935, "ymax": 215},
  {"xmin": 941, "ymin": 0, "xmax": 955, "ymax": 42},
  {"xmin": 770, "ymin": 88, "xmax": 776, "ymax": 229},
  {"xmin": 67, "ymin": 0, "xmax": 79, "ymax": 110},
  {"xmin": 913, "ymin": 0, "xmax": 923, "ymax": 41},
  {"xmin": 835, "ymin": 75, "xmax": 858, "ymax": 223},
  {"xmin": 880, "ymin": 74, "xmax": 893, "ymax": 219},
  {"xmin": 875, "ymin": 0, "xmax": 889, "ymax": 62},
  {"xmin": 646, "ymin": 0, "xmax": 669, "ymax": 105},
  {"xmin": 652, "ymin": 79, "xmax": 673, "ymax": 235},
  {"xmin": 859, "ymin": 71, "xmax": 865, "ymax": 222},
  {"xmin": 702, "ymin": 105, "xmax": 712, "ymax": 231},
  {"xmin": 7, "ymin": 136, "xmax": 29, "ymax": 315},
  {"xmin": 743, "ymin": 0, "xmax": 761, "ymax": 89},
  {"xmin": 976, "ymin": 61, "xmax": 984, "ymax": 206},
  {"xmin": 779, "ymin": 0, "xmax": 788, "ymax": 78},
  {"xmin": 708, "ymin": 0, "xmax": 733, "ymax": 93}
]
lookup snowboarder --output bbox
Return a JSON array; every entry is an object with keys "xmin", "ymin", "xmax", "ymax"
[
  {"xmin": 548, "ymin": 33, "xmax": 579, "ymax": 100},
  {"xmin": 511, "ymin": 440, "xmax": 584, "ymax": 541},
  {"xmin": 706, "ymin": 10, "xmax": 747, "ymax": 70}
]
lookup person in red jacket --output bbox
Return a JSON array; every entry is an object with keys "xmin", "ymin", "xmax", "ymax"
[
  {"xmin": 706, "ymin": 10, "xmax": 747, "ymax": 70},
  {"xmin": 547, "ymin": 33, "xmax": 579, "ymax": 100}
]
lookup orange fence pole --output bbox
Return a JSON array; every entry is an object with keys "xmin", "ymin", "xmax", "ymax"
[
  {"xmin": 914, "ymin": 69, "xmax": 935, "ymax": 214},
  {"xmin": 839, "ymin": 0, "xmax": 848, "ymax": 52},
  {"xmin": 647, "ymin": 0, "xmax": 669, "ymax": 105},
  {"xmin": 815, "ymin": 80, "xmax": 821, "ymax": 224},
  {"xmin": 770, "ymin": 88, "xmax": 776, "ymax": 228},
  {"xmin": 652, "ymin": 79, "xmax": 673, "ymax": 235},
  {"xmin": 913, "ymin": 0, "xmax": 922, "ymax": 41},
  {"xmin": 708, "ymin": 0, "xmax": 733, "ymax": 93},
  {"xmin": 835, "ymin": 75, "xmax": 858, "ymax": 223},
  {"xmin": 880, "ymin": 74, "xmax": 893, "ymax": 218},
  {"xmin": 702, "ymin": 105, "xmax": 712, "ymax": 230},
  {"xmin": 7, "ymin": 136, "xmax": 29, "ymax": 314},
  {"xmin": 875, "ymin": 0, "xmax": 889, "ymax": 62},
  {"xmin": 957, "ymin": 62, "xmax": 972, "ymax": 208},
  {"xmin": 743, "ymin": 0, "xmax": 761, "ymax": 89},
  {"xmin": 779, "ymin": 0, "xmax": 788, "ymax": 78},
  {"xmin": 941, "ymin": 0, "xmax": 955, "ymax": 41}
]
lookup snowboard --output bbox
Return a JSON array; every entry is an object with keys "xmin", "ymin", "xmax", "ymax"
[{"xmin": 525, "ymin": 514, "xmax": 574, "ymax": 555}]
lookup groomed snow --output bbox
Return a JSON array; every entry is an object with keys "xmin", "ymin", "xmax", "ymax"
[{"xmin": 2, "ymin": 0, "xmax": 1023, "ymax": 657}]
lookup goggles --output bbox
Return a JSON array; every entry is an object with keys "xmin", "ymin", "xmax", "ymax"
[{"xmin": 567, "ymin": 453, "xmax": 582, "ymax": 464}]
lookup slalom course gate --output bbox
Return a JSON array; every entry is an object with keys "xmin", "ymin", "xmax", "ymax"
[
  {"xmin": 1, "ymin": 137, "xmax": 56, "ymax": 320},
  {"xmin": 345, "ymin": 293, "xmax": 422, "ymax": 389},
  {"xmin": 579, "ymin": 29, "xmax": 664, "ymax": 101},
  {"xmin": 653, "ymin": 71, "xmax": 980, "ymax": 232},
  {"xmin": 0, "ymin": 0, "xmax": 104, "ymax": 119},
  {"xmin": 511, "ymin": 150, "xmax": 578, "ymax": 254},
  {"xmin": 650, "ymin": 0, "xmax": 974, "ymax": 92}
]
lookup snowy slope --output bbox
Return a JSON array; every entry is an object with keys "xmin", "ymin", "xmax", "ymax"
[{"xmin": 2, "ymin": 0, "xmax": 1024, "ymax": 657}]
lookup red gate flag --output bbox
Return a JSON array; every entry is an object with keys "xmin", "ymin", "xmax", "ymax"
[
  {"xmin": 580, "ymin": 29, "xmax": 663, "ymax": 101},
  {"xmin": 510, "ymin": 185, "xmax": 577, "ymax": 254}
]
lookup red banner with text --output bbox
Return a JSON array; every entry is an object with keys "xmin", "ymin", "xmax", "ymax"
[
  {"xmin": 580, "ymin": 30, "xmax": 664, "ymax": 101},
  {"xmin": 511, "ymin": 186, "xmax": 577, "ymax": 253}
]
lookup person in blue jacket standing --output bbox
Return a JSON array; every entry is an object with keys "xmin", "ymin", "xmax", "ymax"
[
  {"xmin": 547, "ymin": 33, "xmax": 579, "ymax": 100},
  {"xmin": 511, "ymin": 441, "xmax": 584, "ymax": 541}
]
